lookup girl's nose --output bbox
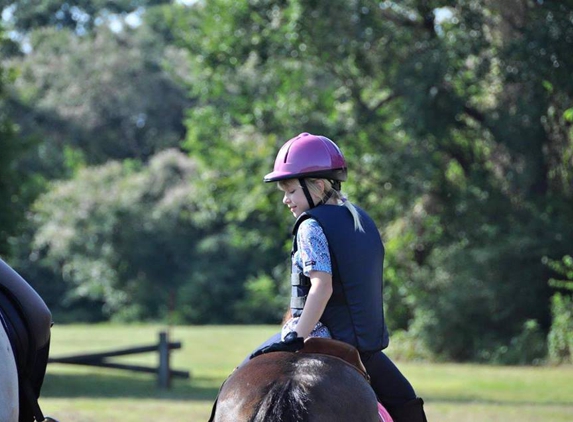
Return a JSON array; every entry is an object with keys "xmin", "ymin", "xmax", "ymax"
[{"xmin": 283, "ymin": 193, "xmax": 290, "ymax": 204}]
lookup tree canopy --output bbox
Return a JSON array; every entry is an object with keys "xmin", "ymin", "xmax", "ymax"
[
  {"xmin": 1, "ymin": 0, "xmax": 571, "ymax": 363},
  {"xmin": 0, "ymin": 0, "xmax": 171, "ymax": 33}
]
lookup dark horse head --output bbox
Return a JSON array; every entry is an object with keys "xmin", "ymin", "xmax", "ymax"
[{"xmin": 212, "ymin": 350, "xmax": 380, "ymax": 422}]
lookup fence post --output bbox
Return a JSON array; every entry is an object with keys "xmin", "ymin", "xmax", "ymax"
[{"xmin": 158, "ymin": 331, "xmax": 171, "ymax": 389}]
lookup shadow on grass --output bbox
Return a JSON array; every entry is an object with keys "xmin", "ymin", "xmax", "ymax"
[
  {"xmin": 424, "ymin": 395, "xmax": 573, "ymax": 408},
  {"xmin": 42, "ymin": 372, "xmax": 573, "ymax": 412},
  {"xmin": 42, "ymin": 371, "xmax": 221, "ymax": 401}
]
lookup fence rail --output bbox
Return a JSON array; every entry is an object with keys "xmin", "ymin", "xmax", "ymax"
[{"xmin": 48, "ymin": 331, "xmax": 190, "ymax": 388}]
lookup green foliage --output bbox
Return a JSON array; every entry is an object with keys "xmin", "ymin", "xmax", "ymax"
[
  {"xmin": 548, "ymin": 293, "xmax": 573, "ymax": 364},
  {"xmin": 546, "ymin": 255, "xmax": 573, "ymax": 364},
  {"xmin": 32, "ymin": 150, "xmax": 201, "ymax": 320},
  {"xmin": 0, "ymin": 0, "xmax": 171, "ymax": 33},
  {"xmin": 30, "ymin": 147, "xmax": 289, "ymax": 324},
  {"xmin": 386, "ymin": 329, "xmax": 434, "ymax": 362},
  {"xmin": 234, "ymin": 274, "xmax": 288, "ymax": 324},
  {"xmin": 0, "ymin": 25, "xmax": 44, "ymax": 255},
  {"xmin": 9, "ymin": 25, "xmax": 190, "ymax": 166},
  {"xmin": 0, "ymin": 57, "xmax": 18, "ymax": 253},
  {"xmin": 1, "ymin": 0, "xmax": 572, "ymax": 364},
  {"xmin": 154, "ymin": 0, "xmax": 573, "ymax": 362},
  {"xmin": 547, "ymin": 255, "xmax": 573, "ymax": 286},
  {"xmin": 488, "ymin": 320, "xmax": 547, "ymax": 366}
]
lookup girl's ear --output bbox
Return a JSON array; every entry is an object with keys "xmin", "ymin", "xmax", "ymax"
[{"xmin": 316, "ymin": 179, "xmax": 325, "ymax": 194}]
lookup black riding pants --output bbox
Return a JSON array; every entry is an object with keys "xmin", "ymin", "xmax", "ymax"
[
  {"xmin": 247, "ymin": 333, "xmax": 416, "ymax": 408},
  {"xmin": 360, "ymin": 350, "xmax": 417, "ymax": 408}
]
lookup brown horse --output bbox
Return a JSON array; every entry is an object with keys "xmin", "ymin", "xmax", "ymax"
[{"xmin": 211, "ymin": 339, "xmax": 381, "ymax": 422}]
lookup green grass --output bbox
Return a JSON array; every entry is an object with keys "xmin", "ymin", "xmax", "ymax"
[{"xmin": 39, "ymin": 324, "xmax": 573, "ymax": 421}]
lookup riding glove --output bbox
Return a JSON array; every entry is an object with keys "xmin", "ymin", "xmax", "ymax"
[{"xmin": 250, "ymin": 331, "xmax": 304, "ymax": 359}]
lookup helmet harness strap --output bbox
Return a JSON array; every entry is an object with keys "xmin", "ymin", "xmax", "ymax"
[
  {"xmin": 298, "ymin": 178, "xmax": 316, "ymax": 209},
  {"xmin": 299, "ymin": 178, "xmax": 337, "ymax": 209}
]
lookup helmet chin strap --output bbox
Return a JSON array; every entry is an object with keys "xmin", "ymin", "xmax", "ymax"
[{"xmin": 299, "ymin": 179, "xmax": 335, "ymax": 209}]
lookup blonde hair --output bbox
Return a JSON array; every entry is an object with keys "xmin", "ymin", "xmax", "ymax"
[{"xmin": 278, "ymin": 178, "xmax": 365, "ymax": 232}]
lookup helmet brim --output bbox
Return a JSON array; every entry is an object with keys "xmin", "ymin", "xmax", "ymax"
[{"xmin": 264, "ymin": 168, "xmax": 347, "ymax": 183}]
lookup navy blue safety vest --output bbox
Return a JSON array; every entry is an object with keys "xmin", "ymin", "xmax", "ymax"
[{"xmin": 291, "ymin": 204, "xmax": 389, "ymax": 352}]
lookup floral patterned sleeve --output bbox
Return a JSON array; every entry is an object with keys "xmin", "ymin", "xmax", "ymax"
[{"xmin": 296, "ymin": 218, "xmax": 332, "ymax": 276}]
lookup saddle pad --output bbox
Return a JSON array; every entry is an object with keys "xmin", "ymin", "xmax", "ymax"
[{"xmin": 378, "ymin": 402, "xmax": 394, "ymax": 422}]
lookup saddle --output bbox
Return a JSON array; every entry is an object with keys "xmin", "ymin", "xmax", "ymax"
[
  {"xmin": 0, "ymin": 258, "xmax": 53, "ymax": 422},
  {"xmin": 299, "ymin": 337, "xmax": 370, "ymax": 382}
]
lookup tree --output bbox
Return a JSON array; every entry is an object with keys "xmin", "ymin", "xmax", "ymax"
[
  {"xmin": 30, "ymin": 148, "xmax": 287, "ymax": 323},
  {"xmin": 0, "ymin": 24, "xmax": 42, "ymax": 255},
  {"xmin": 4, "ymin": 0, "xmax": 572, "ymax": 362},
  {"xmin": 0, "ymin": 0, "xmax": 171, "ymax": 33},
  {"xmin": 0, "ymin": 25, "xmax": 18, "ymax": 254},
  {"xmin": 178, "ymin": 0, "xmax": 573, "ymax": 361},
  {"xmin": 403, "ymin": 0, "xmax": 573, "ymax": 361},
  {"xmin": 8, "ymin": 24, "xmax": 192, "ymax": 168},
  {"xmin": 1, "ymin": 3, "xmax": 194, "ymax": 266},
  {"xmin": 31, "ymin": 150, "xmax": 199, "ymax": 321}
]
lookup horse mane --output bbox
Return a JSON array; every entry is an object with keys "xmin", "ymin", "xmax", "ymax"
[
  {"xmin": 250, "ymin": 355, "xmax": 329, "ymax": 422},
  {"xmin": 251, "ymin": 377, "xmax": 310, "ymax": 422}
]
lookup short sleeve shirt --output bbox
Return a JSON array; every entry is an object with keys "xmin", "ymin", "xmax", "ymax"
[{"xmin": 294, "ymin": 218, "xmax": 332, "ymax": 276}]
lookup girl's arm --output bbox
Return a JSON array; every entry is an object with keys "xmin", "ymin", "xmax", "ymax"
[{"xmin": 293, "ymin": 270, "xmax": 333, "ymax": 339}]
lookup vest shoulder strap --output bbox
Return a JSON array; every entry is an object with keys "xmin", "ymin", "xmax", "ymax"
[{"xmin": 291, "ymin": 213, "xmax": 313, "ymax": 237}]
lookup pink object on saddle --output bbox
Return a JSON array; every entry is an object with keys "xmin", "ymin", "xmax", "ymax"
[{"xmin": 378, "ymin": 402, "xmax": 394, "ymax": 422}]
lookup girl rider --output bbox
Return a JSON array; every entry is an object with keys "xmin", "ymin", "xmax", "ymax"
[{"xmin": 251, "ymin": 132, "xmax": 428, "ymax": 422}]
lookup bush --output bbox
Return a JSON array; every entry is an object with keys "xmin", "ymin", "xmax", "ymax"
[
  {"xmin": 487, "ymin": 320, "xmax": 547, "ymax": 365},
  {"xmin": 548, "ymin": 293, "xmax": 573, "ymax": 364},
  {"xmin": 546, "ymin": 255, "xmax": 573, "ymax": 364},
  {"xmin": 234, "ymin": 274, "xmax": 287, "ymax": 324},
  {"xmin": 386, "ymin": 329, "xmax": 435, "ymax": 362}
]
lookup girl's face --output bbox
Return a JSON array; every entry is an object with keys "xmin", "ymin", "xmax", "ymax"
[{"xmin": 279, "ymin": 180, "xmax": 311, "ymax": 218}]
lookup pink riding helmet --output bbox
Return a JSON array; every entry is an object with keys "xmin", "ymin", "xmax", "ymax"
[{"xmin": 264, "ymin": 133, "xmax": 348, "ymax": 183}]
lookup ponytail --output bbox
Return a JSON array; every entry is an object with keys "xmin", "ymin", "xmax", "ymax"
[
  {"xmin": 333, "ymin": 191, "xmax": 365, "ymax": 233},
  {"xmin": 303, "ymin": 178, "xmax": 365, "ymax": 232}
]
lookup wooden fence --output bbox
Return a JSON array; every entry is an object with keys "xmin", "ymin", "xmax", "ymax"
[{"xmin": 48, "ymin": 331, "xmax": 190, "ymax": 388}]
